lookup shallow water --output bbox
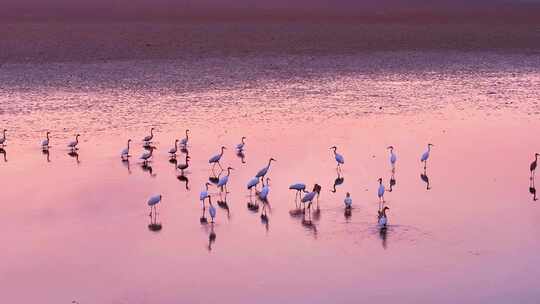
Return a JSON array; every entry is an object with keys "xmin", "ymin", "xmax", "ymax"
[{"xmin": 1, "ymin": 50, "xmax": 540, "ymax": 303}]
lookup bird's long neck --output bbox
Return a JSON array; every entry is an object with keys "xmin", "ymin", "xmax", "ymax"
[
  {"xmin": 205, "ymin": 184, "xmax": 209, "ymax": 191},
  {"xmin": 227, "ymin": 169, "xmax": 232, "ymax": 176},
  {"xmin": 127, "ymin": 141, "xmax": 130, "ymax": 150},
  {"xmin": 242, "ymin": 138, "xmax": 245, "ymax": 144},
  {"xmin": 185, "ymin": 156, "xmax": 189, "ymax": 163},
  {"xmin": 267, "ymin": 159, "xmax": 272, "ymax": 169},
  {"xmin": 220, "ymin": 148, "xmax": 225, "ymax": 156},
  {"xmin": 185, "ymin": 131, "xmax": 189, "ymax": 139},
  {"xmin": 46, "ymin": 133, "xmax": 49, "ymax": 140},
  {"xmin": 75, "ymin": 136, "xmax": 79, "ymax": 143},
  {"xmin": 2, "ymin": 130, "xmax": 5, "ymax": 139},
  {"xmin": 150, "ymin": 129, "xmax": 153, "ymax": 136}
]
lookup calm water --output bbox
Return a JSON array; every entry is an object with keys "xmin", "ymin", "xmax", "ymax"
[{"xmin": 1, "ymin": 51, "xmax": 540, "ymax": 303}]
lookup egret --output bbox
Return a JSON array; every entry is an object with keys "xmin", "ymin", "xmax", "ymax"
[
  {"xmin": 421, "ymin": 143, "xmax": 434, "ymax": 169},
  {"xmin": 247, "ymin": 177, "xmax": 260, "ymax": 197},
  {"xmin": 41, "ymin": 131, "xmax": 50, "ymax": 150},
  {"xmin": 378, "ymin": 178, "xmax": 385, "ymax": 206},
  {"xmin": 217, "ymin": 167, "xmax": 233, "ymax": 192},
  {"xmin": 289, "ymin": 183, "xmax": 306, "ymax": 202},
  {"xmin": 140, "ymin": 146, "xmax": 156, "ymax": 165},
  {"xmin": 344, "ymin": 192, "xmax": 352, "ymax": 209},
  {"xmin": 67, "ymin": 134, "xmax": 80, "ymax": 151},
  {"xmin": 530, "ymin": 153, "xmax": 539, "ymax": 178},
  {"xmin": 143, "ymin": 127, "xmax": 155, "ymax": 143},
  {"xmin": 378, "ymin": 206, "xmax": 389, "ymax": 229},
  {"xmin": 387, "ymin": 146, "xmax": 397, "ymax": 169},
  {"xmin": 258, "ymin": 178, "xmax": 271, "ymax": 201},
  {"xmin": 147, "ymin": 194, "xmax": 162, "ymax": 217},
  {"xmin": 236, "ymin": 136, "xmax": 246, "ymax": 151},
  {"xmin": 209, "ymin": 146, "xmax": 226, "ymax": 170},
  {"xmin": 208, "ymin": 196, "xmax": 217, "ymax": 223},
  {"xmin": 255, "ymin": 158, "xmax": 276, "ymax": 183},
  {"xmin": 120, "ymin": 139, "xmax": 131, "ymax": 161},
  {"xmin": 180, "ymin": 129, "xmax": 189, "ymax": 146},
  {"xmin": 330, "ymin": 146, "xmax": 344, "ymax": 171},
  {"xmin": 177, "ymin": 155, "xmax": 190, "ymax": 174},
  {"xmin": 0, "ymin": 129, "xmax": 6, "ymax": 147},
  {"xmin": 200, "ymin": 182, "xmax": 211, "ymax": 206},
  {"xmin": 168, "ymin": 139, "xmax": 179, "ymax": 158}
]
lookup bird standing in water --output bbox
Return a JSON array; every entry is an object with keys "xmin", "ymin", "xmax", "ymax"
[
  {"xmin": 67, "ymin": 134, "xmax": 80, "ymax": 151},
  {"xmin": 378, "ymin": 178, "xmax": 385, "ymax": 208},
  {"xmin": 387, "ymin": 146, "xmax": 397, "ymax": 170},
  {"xmin": 147, "ymin": 194, "xmax": 162, "ymax": 217},
  {"xmin": 421, "ymin": 143, "xmax": 434, "ymax": 169},
  {"xmin": 143, "ymin": 128, "xmax": 155, "ymax": 144},
  {"xmin": 169, "ymin": 139, "xmax": 179, "ymax": 158},
  {"xmin": 236, "ymin": 136, "xmax": 246, "ymax": 151},
  {"xmin": 208, "ymin": 196, "xmax": 217, "ymax": 223},
  {"xmin": 209, "ymin": 146, "xmax": 226, "ymax": 170},
  {"xmin": 217, "ymin": 167, "xmax": 234, "ymax": 192},
  {"xmin": 177, "ymin": 155, "xmax": 190, "ymax": 174},
  {"xmin": 378, "ymin": 206, "xmax": 389, "ymax": 229},
  {"xmin": 0, "ymin": 129, "xmax": 6, "ymax": 147},
  {"xmin": 330, "ymin": 146, "xmax": 344, "ymax": 172},
  {"xmin": 120, "ymin": 139, "xmax": 131, "ymax": 161},
  {"xmin": 344, "ymin": 192, "xmax": 352, "ymax": 209},
  {"xmin": 41, "ymin": 131, "xmax": 51, "ymax": 150},
  {"xmin": 258, "ymin": 178, "xmax": 271, "ymax": 201},
  {"xmin": 531, "ymin": 153, "xmax": 539, "ymax": 179},
  {"xmin": 247, "ymin": 177, "xmax": 260, "ymax": 198},
  {"xmin": 256, "ymin": 158, "xmax": 276, "ymax": 184},
  {"xmin": 180, "ymin": 129, "xmax": 189, "ymax": 147}
]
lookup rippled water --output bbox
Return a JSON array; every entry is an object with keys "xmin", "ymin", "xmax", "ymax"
[{"xmin": 1, "ymin": 50, "xmax": 540, "ymax": 303}]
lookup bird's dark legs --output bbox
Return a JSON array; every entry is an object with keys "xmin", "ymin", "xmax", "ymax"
[{"xmin": 218, "ymin": 162, "xmax": 223, "ymax": 170}]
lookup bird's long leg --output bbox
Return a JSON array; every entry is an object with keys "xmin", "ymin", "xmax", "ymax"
[{"xmin": 218, "ymin": 161, "xmax": 223, "ymax": 170}]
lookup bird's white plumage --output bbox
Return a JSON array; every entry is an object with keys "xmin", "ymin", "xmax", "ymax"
[
  {"xmin": 344, "ymin": 197, "xmax": 352, "ymax": 208},
  {"xmin": 147, "ymin": 195, "xmax": 162, "ymax": 206},
  {"xmin": 302, "ymin": 191, "xmax": 317, "ymax": 203},
  {"xmin": 120, "ymin": 147, "xmax": 129, "ymax": 157},
  {"xmin": 42, "ymin": 139, "xmax": 49, "ymax": 147},
  {"xmin": 140, "ymin": 151, "xmax": 152, "ymax": 161}
]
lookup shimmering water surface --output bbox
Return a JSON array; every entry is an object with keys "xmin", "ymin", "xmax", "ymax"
[{"xmin": 1, "ymin": 48, "xmax": 540, "ymax": 303}]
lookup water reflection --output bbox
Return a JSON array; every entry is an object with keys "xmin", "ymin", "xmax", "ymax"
[
  {"xmin": 42, "ymin": 149, "xmax": 51, "ymax": 163},
  {"xmin": 177, "ymin": 155, "xmax": 190, "ymax": 175},
  {"xmin": 148, "ymin": 211, "xmax": 163, "ymax": 232},
  {"xmin": 177, "ymin": 173, "xmax": 189, "ymax": 190},
  {"xmin": 122, "ymin": 158, "xmax": 131, "ymax": 174},
  {"xmin": 420, "ymin": 168, "xmax": 431, "ymax": 190},
  {"xmin": 67, "ymin": 151, "xmax": 80, "ymax": 164},
  {"xmin": 379, "ymin": 225, "xmax": 388, "ymax": 249},
  {"xmin": 0, "ymin": 148, "xmax": 6, "ymax": 162},
  {"xmin": 247, "ymin": 194, "xmax": 259, "ymax": 212},
  {"xmin": 236, "ymin": 150, "xmax": 246, "ymax": 164},
  {"xmin": 301, "ymin": 207, "xmax": 318, "ymax": 238},
  {"xmin": 141, "ymin": 163, "xmax": 156, "ymax": 177},
  {"xmin": 388, "ymin": 170, "xmax": 396, "ymax": 192},
  {"xmin": 260, "ymin": 201, "xmax": 270, "ymax": 232},
  {"xmin": 209, "ymin": 168, "xmax": 223, "ymax": 185},
  {"xmin": 217, "ymin": 192, "xmax": 230, "ymax": 218},
  {"xmin": 331, "ymin": 172, "xmax": 344, "ymax": 193},
  {"xmin": 207, "ymin": 223, "xmax": 216, "ymax": 252},
  {"xmin": 530, "ymin": 175, "xmax": 537, "ymax": 201}
]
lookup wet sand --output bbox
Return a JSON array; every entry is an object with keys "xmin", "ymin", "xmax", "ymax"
[{"xmin": 1, "ymin": 21, "xmax": 540, "ymax": 303}]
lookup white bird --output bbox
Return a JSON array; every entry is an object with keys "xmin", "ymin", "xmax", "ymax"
[
  {"xmin": 67, "ymin": 134, "xmax": 80, "ymax": 150},
  {"xmin": 258, "ymin": 178, "xmax": 271, "ymax": 201},
  {"xmin": 344, "ymin": 192, "xmax": 352, "ymax": 209},
  {"xmin": 377, "ymin": 178, "xmax": 385, "ymax": 207},
  {"xmin": 256, "ymin": 158, "xmax": 276, "ymax": 182},
  {"xmin": 421, "ymin": 143, "xmax": 434, "ymax": 169},
  {"xmin": 0, "ymin": 129, "xmax": 6, "ymax": 147},
  {"xmin": 330, "ymin": 146, "xmax": 344, "ymax": 171},
  {"xmin": 208, "ymin": 196, "xmax": 217, "ymax": 223},
  {"xmin": 147, "ymin": 194, "xmax": 162, "ymax": 216},
  {"xmin": 289, "ymin": 183, "xmax": 306, "ymax": 201},
  {"xmin": 140, "ymin": 147, "xmax": 155, "ymax": 164},
  {"xmin": 236, "ymin": 136, "xmax": 246, "ymax": 151},
  {"xmin": 143, "ymin": 127, "xmax": 155, "ymax": 143},
  {"xmin": 387, "ymin": 146, "xmax": 397, "ymax": 168},
  {"xmin": 247, "ymin": 177, "xmax": 259, "ymax": 197},
  {"xmin": 41, "ymin": 131, "xmax": 50, "ymax": 149},
  {"xmin": 209, "ymin": 146, "xmax": 226, "ymax": 170},
  {"xmin": 180, "ymin": 129, "xmax": 189, "ymax": 146},
  {"xmin": 120, "ymin": 139, "xmax": 131, "ymax": 161},
  {"xmin": 378, "ymin": 206, "xmax": 389, "ymax": 228},
  {"xmin": 168, "ymin": 139, "xmax": 179, "ymax": 157},
  {"xmin": 200, "ymin": 182, "xmax": 211, "ymax": 205},
  {"xmin": 217, "ymin": 167, "xmax": 234, "ymax": 192}
]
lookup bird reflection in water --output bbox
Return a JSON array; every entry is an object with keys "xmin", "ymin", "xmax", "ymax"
[
  {"xmin": 388, "ymin": 170, "xmax": 396, "ymax": 192},
  {"xmin": 141, "ymin": 163, "xmax": 156, "ymax": 177},
  {"xmin": 209, "ymin": 169, "xmax": 222, "ymax": 185},
  {"xmin": 236, "ymin": 150, "xmax": 246, "ymax": 164},
  {"xmin": 420, "ymin": 167, "xmax": 431, "ymax": 190},
  {"xmin": 169, "ymin": 157, "xmax": 178, "ymax": 166},
  {"xmin": 247, "ymin": 194, "xmax": 259, "ymax": 212},
  {"xmin": 331, "ymin": 172, "xmax": 344, "ymax": 193},
  {"xmin": 0, "ymin": 148, "xmax": 6, "ymax": 162},
  {"xmin": 260, "ymin": 202, "xmax": 270, "ymax": 232},
  {"xmin": 207, "ymin": 223, "xmax": 217, "ymax": 251},
  {"xmin": 42, "ymin": 149, "xmax": 51, "ymax": 163},
  {"xmin": 122, "ymin": 159, "xmax": 131, "ymax": 174},
  {"xmin": 67, "ymin": 150, "xmax": 80, "ymax": 164},
  {"xmin": 301, "ymin": 207, "xmax": 318, "ymax": 238},
  {"xmin": 148, "ymin": 211, "xmax": 163, "ymax": 232},
  {"xmin": 217, "ymin": 192, "xmax": 230, "ymax": 218},
  {"xmin": 177, "ymin": 173, "xmax": 189, "ymax": 190},
  {"xmin": 379, "ymin": 225, "xmax": 388, "ymax": 249},
  {"xmin": 530, "ymin": 175, "xmax": 537, "ymax": 201}
]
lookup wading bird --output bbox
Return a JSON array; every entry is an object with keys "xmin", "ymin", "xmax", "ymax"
[
  {"xmin": 421, "ymin": 143, "xmax": 434, "ymax": 169},
  {"xmin": 67, "ymin": 134, "xmax": 80, "ymax": 151},
  {"xmin": 200, "ymin": 182, "xmax": 211, "ymax": 207},
  {"xmin": 147, "ymin": 194, "xmax": 162, "ymax": 217},
  {"xmin": 378, "ymin": 206, "xmax": 389, "ymax": 229},
  {"xmin": 217, "ymin": 167, "xmax": 233, "ymax": 192},
  {"xmin": 255, "ymin": 158, "xmax": 276, "ymax": 184},
  {"xmin": 258, "ymin": 178, "xmax": 271, "ymax": 201},
  {"xmin": 388, "ymin": 146, "xmax": 397, "ymax": 169},
  {"xmin": 330, "ymin": 146, "xmax": 344, "ymax": 172},
  {"xmin": 180, "ymin": 129, "xmax": 189, "ymax": 146},
  {"xmin": 378, "ymin": 178, "xmax": 385, "ymax": 206},
  {"xmin": 168, "ymin": 139, "xmax": 179, "ymax": 158},
  {"xmin": 531, "ymin": 153, "xmax": 539, "ymax": 178},
  {"xmin": 177, "ymin": 155, "xmax": 190, "ymax": 174},
  {"xmin": 289, "ymin": 183, "xmax": 306, "ymax": 202},
  {"xmin": 209, "ymin": 146, "xmax": 226, "ymax": 170},
  {"xmin": 344, "ymin": 192, "xmax": 352, "ymax": 209},
  {"xmin": 120, "ymin": 139, "xmax": 131, "ymax": 161},
  {"xmin": 140, "ymin": 146, "xmax": 155, "ymax": 165},
  {"xmin": 236, "ymin": 136, "xmax": 246, "ymax": 151},
  {"xmin": 143, "ymin": 128, "xmax": 155, "ymax": 144},
  {"xmin": 41, "ymin": 131, "xmax": 50, "ymax": 150},
  {"xmin": 208, "ymin": 196, "xmax": 217, "ymax": 223},
  {"xmin": 247, "ymin": 177, "xmax": 259, "ymax": 198}
]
